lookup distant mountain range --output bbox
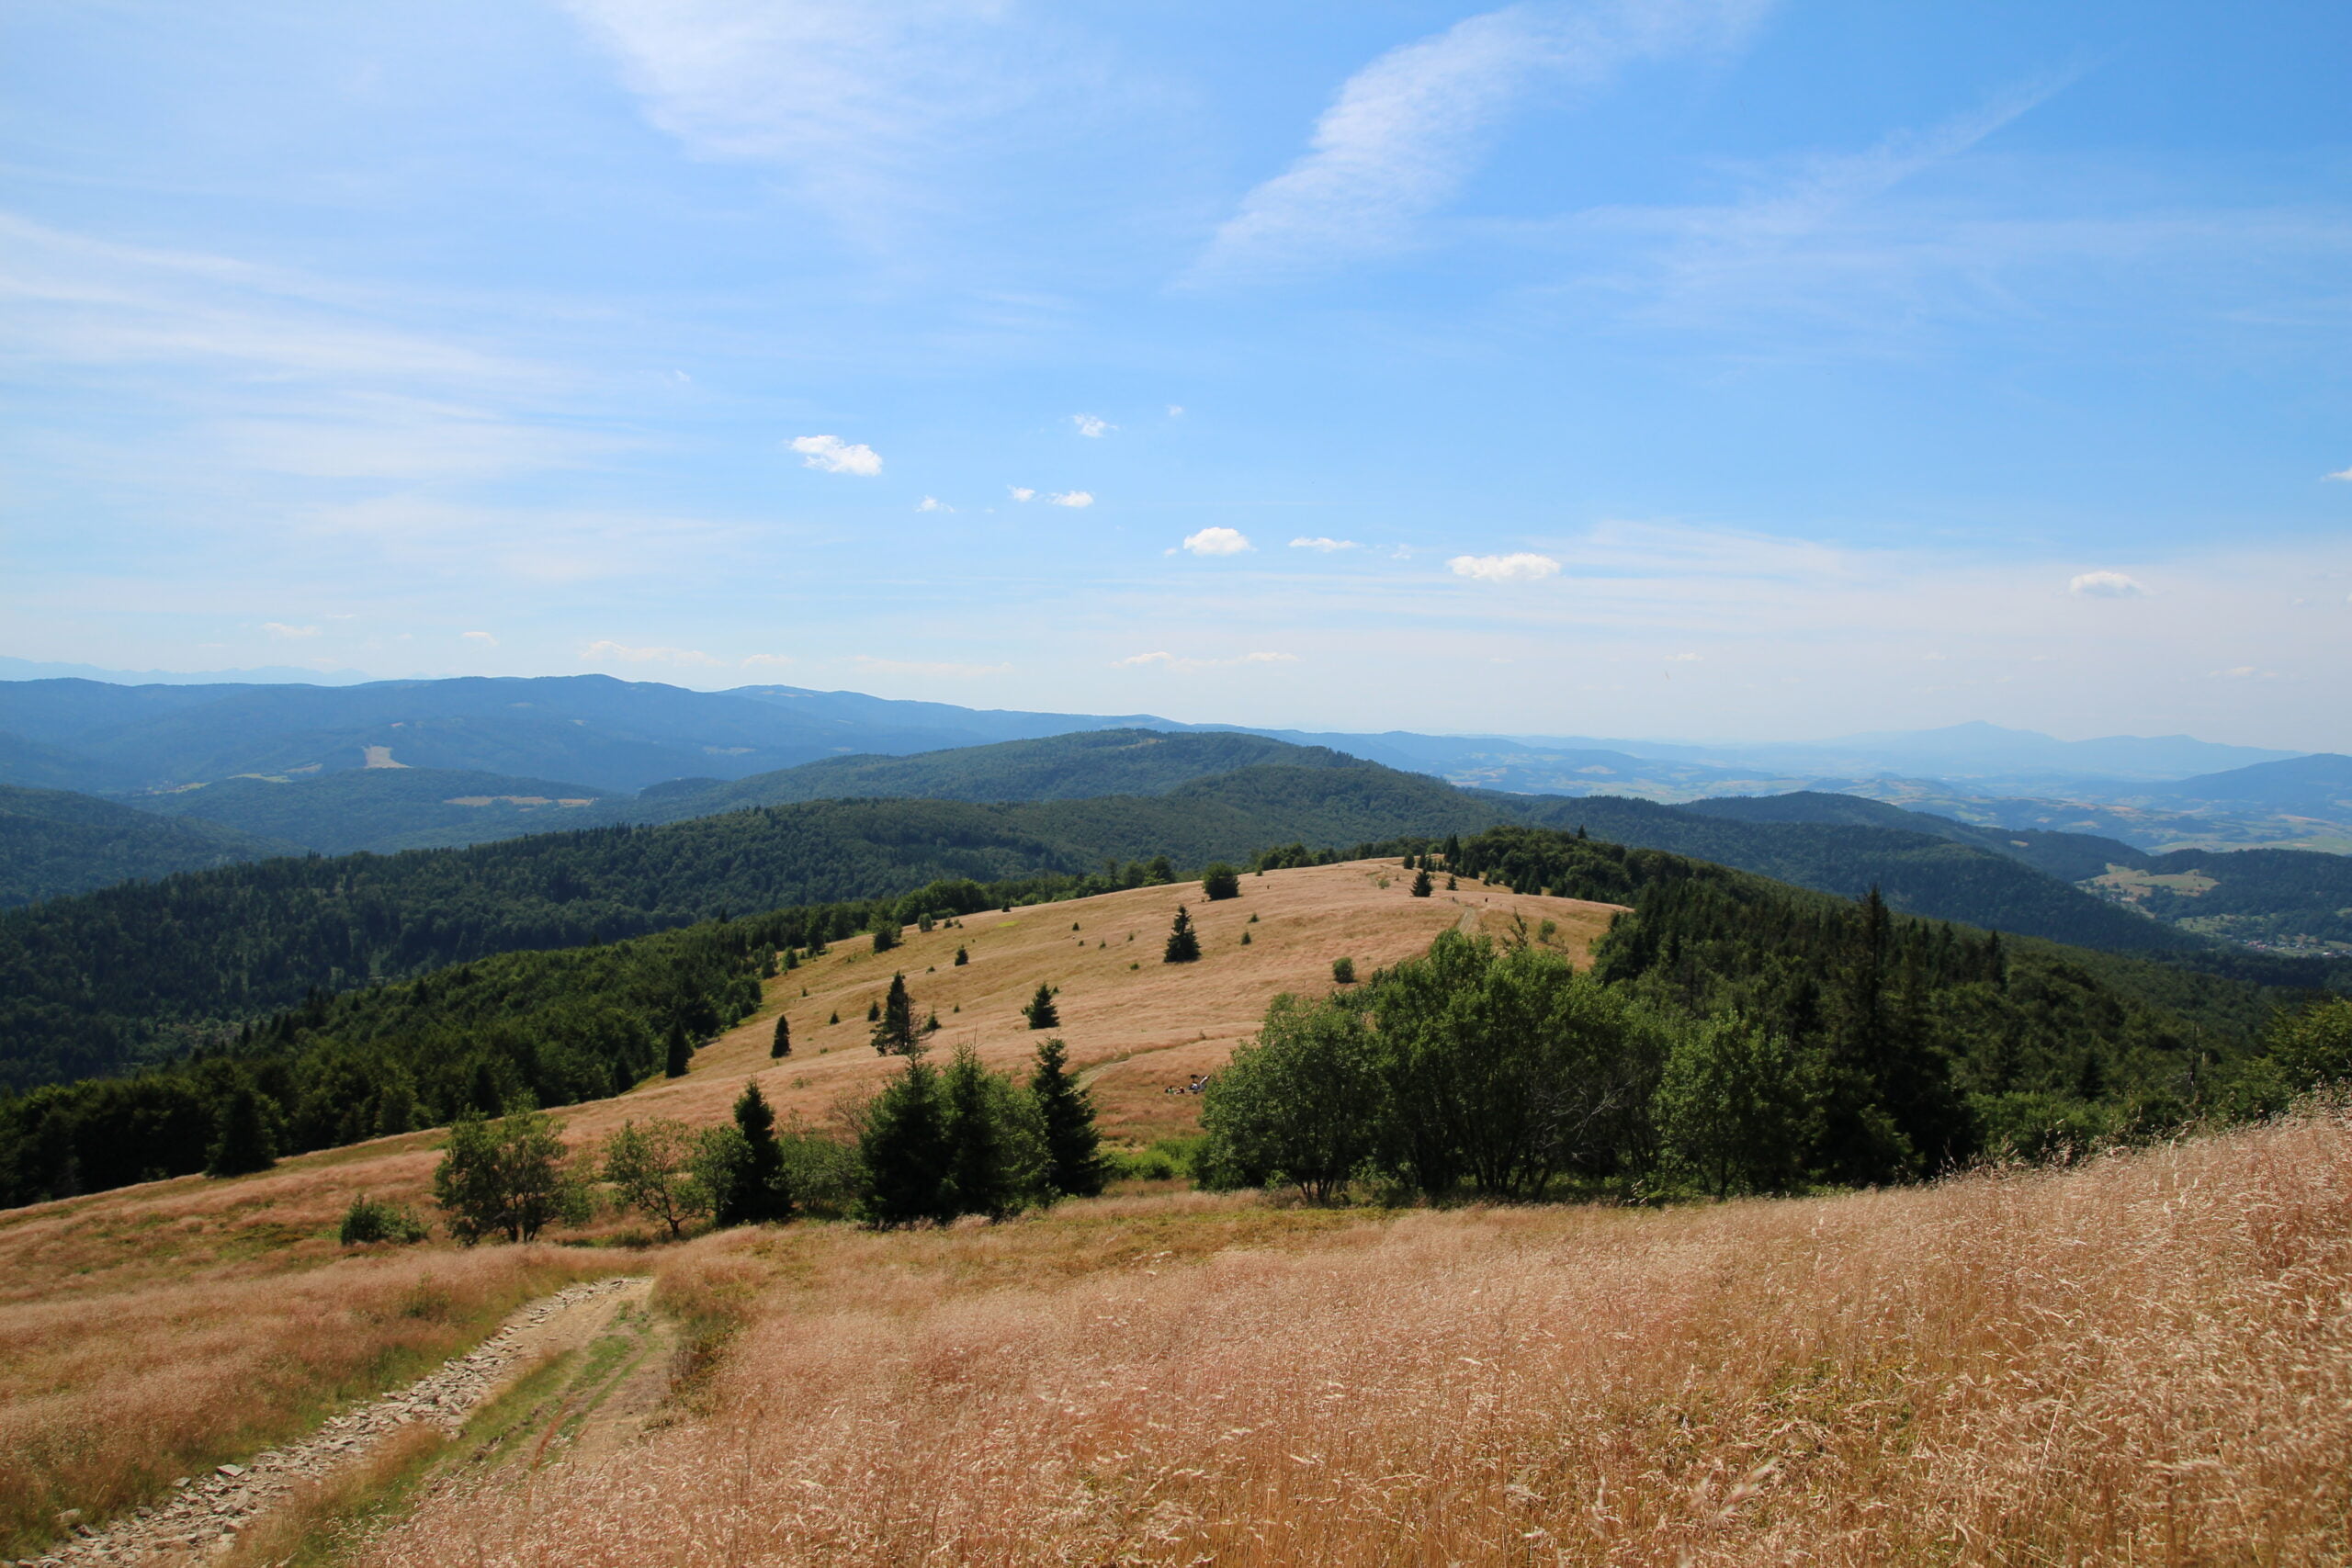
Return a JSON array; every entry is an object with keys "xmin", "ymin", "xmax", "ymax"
[{"xmin": 0, "ymin": 671, "xmax": 2342, "ymax": 863}]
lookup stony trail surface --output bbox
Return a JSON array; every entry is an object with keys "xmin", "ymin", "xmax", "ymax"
[{"xmin": 19, "ymin": 1276, "xmax": 648, "ymax": 1568}]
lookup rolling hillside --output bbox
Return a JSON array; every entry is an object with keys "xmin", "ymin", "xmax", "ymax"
[
  {"xmin": 0, "ymin": 784, "xmax": 290, "ymax": 908},
  {"xmin": 136, "ymin": 767, "xmax": 610, "ymax": 854}
]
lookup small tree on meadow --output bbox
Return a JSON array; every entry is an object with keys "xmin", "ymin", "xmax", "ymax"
[
  {"xmin": 1163, "ymin": 906, "xmax": 1201, "ymax": 964},
  {"xmin": 1023, "ymin": 981, "xmax": 1061, "ymax": 1031},
  {"xmin": 955, "ymin": 945, "xmax": 969, "ymax": 966},
  {"xmin": 860, "ymin": 1057, "xmax": 955, "ymax": 1226},
  {"xmin": 205, "ymin": 1084, "xmax": 277, "ymax": 1178},
  {"xmin": 771, "ymin": 1014, "xmax": 792, "ymax": 1058},
  {"xmin": 1202, "ymin": 863, "xmax": 1241, "ymax": 901},
  {"xmin": 1031, "ymin": 1037, "xmax": 1105, "ymax": 1198},
  {"xmin": 434, "ymin": 1107, "xmax": 587, "ymax": 1244},
  {"xmin": 872, "ymin": 972, "xmax": 921, "ymax": 1055},
  {"xmin": 604, "ymin": 1119, "xmax": 711, "ymax": 1238},
  {"xmin": 1410, "ymin": 867, "xmax": 1433, "ymax": 897},
  {"xmin": 873, "ymin": 924, "xmax": 899, "ymax": 954},
  {"xmin": 710, "ymin": 1081, "xmax": 793, "ymax": 1225}
]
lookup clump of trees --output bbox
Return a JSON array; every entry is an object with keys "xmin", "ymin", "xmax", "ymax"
[
  {"xmin": 1202, "ymin": 863, "xmax": 1241, "ymax": 900},
  {"xmin": 858, "ymin": 1039, "xmax": 1106, "ymax": 1226}
]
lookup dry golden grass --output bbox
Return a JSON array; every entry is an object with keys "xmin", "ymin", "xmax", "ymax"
[
  {"xmin": 0, "ymin": 862, "xmax": 1590, "ymax": 1557},
  {"xmin": 362, "ymin": 1110, "xmax": 2352, "ymax": 1567}
]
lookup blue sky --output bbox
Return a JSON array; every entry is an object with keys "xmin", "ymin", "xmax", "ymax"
[{"xmin": 3, "ymin": 0, "xmax": 2347, "ymax": 746}]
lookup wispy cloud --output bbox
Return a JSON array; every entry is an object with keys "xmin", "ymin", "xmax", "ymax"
[
  {"xmin": 581, "ymin": 639, "xmax": 724, "ymax": 667},
  {"xmin": 461, "ymin": 630, "xmax": 499, "ymax": 647},
  {"xmin": 1070, "ymin": 413, "xmax": 1114, "ymax": 438},
  {"xmin": 1046, "ymin": 491, "xmax": 1094, "ymax": 508},
  {"xmin": 788, "ymin": 434, "xmax": 882, "ymax": 475},
  {"xmin": 1290, "ymin": 536, "xmax": 1360, "ymax": 552},
  {"xmin": 915, "ymin": 495, "xmax": 952, "ymax": 512},
  {"xmin": 1182, "ymin": 526, "xmax": 1253, "ymax": 556},
  {"xmin": 261, "ymin": 622, "xmax": 322, "ymax": 638},
  {"xmin": 1009, "ymin": 486, "xmax": 1037, "ymax": 502},
  {"xmin": 1115, "ymin": 649, "xmax": 1297, "ymax": 672},
  {"xmin": 1451, "ymin": 551, "xmax": 1561, "ymax": 582},
  {"xmin": 849, "ymin": 655, "xmax": 1012, "ymax": 679},
  {"xmin": 2327, "ymin": 467, "xmax": 2352, "ymax": 481},
  {"xmin": 1192, "ymin": 0, "xmax": 1769, "ymax": 282}
]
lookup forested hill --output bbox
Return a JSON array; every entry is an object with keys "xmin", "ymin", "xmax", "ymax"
[
  {"xmin": 1494, "ymin": 793, "xmax": 2203, "ymax": 956},
  {"xmin": 0, "ymin": 784, "xmax": 292, "ymax": 908},
  {"xmin": 0, "ymin": 765, "xmax": 1503, "ymax": 1092},
  {"xmin": 0, "ymin": 824, "xmax": 2313, "ymax": 1211},
  {"xmin": 597, "ymin": 729, "xmax": 1369, "ymax": 829}
]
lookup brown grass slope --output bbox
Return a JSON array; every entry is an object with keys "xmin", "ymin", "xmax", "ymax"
[
  {"xmin": 370, "ymin": 1111, "xmax": 2352, "ymax": 1567},
  {"xmin": 0, "ymin": 863, "xmax": 1609, "ymax": 1556}
]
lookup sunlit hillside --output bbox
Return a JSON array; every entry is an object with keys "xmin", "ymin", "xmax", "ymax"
[{"xmin": 0, "ymin": 862, "xmax": 1618, "ymax": 1555}]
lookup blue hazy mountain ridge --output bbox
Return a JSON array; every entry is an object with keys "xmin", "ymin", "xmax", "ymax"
[
  {"xmin": 0, "ymin": 784, "xmax": 298, "ymax": 908},
  {"xmin": 2139, "ymin": 753, "xmax": 2352, "ymax": 811},
  {"xmin": 0, "ymin": 655, "xmax": 378, "ymax": 686},
  {"xmin": 134, "ymin": 769, "xmax": 613, "ymax": 857},
  {"xmin": 1562, "ymin": 721, "xmax": 2301, "ymax": 783}
]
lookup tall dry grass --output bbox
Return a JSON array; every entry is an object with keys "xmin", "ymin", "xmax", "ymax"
[
  {"xmin": 364, "ymin": 1110, "xmax": 2352, "ymax": 1566},
  {"xmin": 0, "ymin": 1156, "xmax": 611, "ymax": 1561}
]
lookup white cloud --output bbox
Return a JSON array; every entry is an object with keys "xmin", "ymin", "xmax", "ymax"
[
  {"xmin": 1008, "ymin": 486, "xmax": 1036, "ymax": 502},
  {"xmin": 581, "ymin": 639, "xmax": 724, "ymax": 667},
  {"xmin": 915, "ymin": 496, "xmax": 952, "ymax": 513},
  {"xmin": 1451, "ymin": 552, "xmax": 1562, "ymax": 582},
  {"xmin": 1242, "ymin": 650, "xmax": 1298, "ymax": 663},
  {"xmin": 2068, "ymin": 570, "xmax": 2148, "ymax": 599},
  {"xmin": 1167, "ymin": 404, "xmax": 1185, "ymax": 418},
  {"xmin": 2326, "ymin": 467, "xmax": 2352, "ymax": 481},
  {"xmin": 788, "ymin": 434, "xmax": 882, "ymax": 475},
  {"xmin": 1182, "ymin": 526, "xmax": 1253, "ymax": 556},
  {"xmin": 1290, "ymin": 536, "xmax": 1360, "ymax": 552},
  {"xmin": 1070, "ymin": 414, "xmax": 1113, "ymax": 438},
  {"xmin": 262, "ymin": 622, "xmax": 322, "ymax": 638},
  {"xmin": 739, "ymin": 653, "xmax": 795, "ymax": 669},
  {"xmin": 1193, "ymin": 0, "xmax": 1768, "ymax": 281},
  {"xmin": 461, "ymin": 630, "xmax": 498, "ymax": 647},
  {"xmin": 1114, "ymin": 650, "xmax": 1175, "ymax": 667},
  {"xmin": 1046, "ymin": 491, "xmax": 1094, "ymax": 508}
]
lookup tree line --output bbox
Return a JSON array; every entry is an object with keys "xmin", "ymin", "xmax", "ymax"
[{"xmin": 1199, "ymin": 827, "xmax": 2351, "ymax": 1200}]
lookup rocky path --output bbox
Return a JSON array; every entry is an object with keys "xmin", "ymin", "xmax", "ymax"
[{"xmin": 20, "ymin": 1276, "xmax": 648, "ymax": 1568}]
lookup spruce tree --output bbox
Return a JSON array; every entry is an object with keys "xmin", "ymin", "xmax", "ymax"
[
  {"xmin": 1163, "ymin": 905, "xmax": 1201, "ymax": 964},
  {"xmin": 1411, "ymin": 867, "xmax": 1434, "ymax": 897},
  {"xmin": 955, "ymin": 944, "xmax": 969, "ymax": 966},
  {"xmin": 859, "ymin": 1058, "xmax": 953, "ymax": 1226},
  {"xmin": 873, "ymin": 924, "xmax": 899, "ymax": 953},
  {"xmin": 663, "ymin": 1020, "xmax": 692, "ymax": 1078},
  {"xmin": 718, "ymin": 1081, "xmax": 792, "ymax": 1224},
  {"xmin": 1030, "ymin": 1038, "xmax": 1105, "ymax": 1198},
  {"xmin": 1023, "ymin": 980, "xmax": 1060, "ymax": 1031},
  {"xmin": 205, "ymin": 1085, "xmax": 277, "ymax": 1178},
  {"xmin": 872, "ymin": 972, "xmax": 920, "ymax": 1055},
  {"xmin": 771, "ymin": 1014, "xmax": 792, "ymax": 1058},
  {"xmin": 943, "ymin": 1047, "xmax": 1015, "ymax": 1220}
]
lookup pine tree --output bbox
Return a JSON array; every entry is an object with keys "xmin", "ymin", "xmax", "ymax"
[
  {"xmin": 859, "ymin": 1058, "xmax": 954, "ymax": 1226},
  {"xmin": 1023, "ymin": 980, "xmax": 1060, "ymax": 1031},
  {"xmin": 872, "ymin": 972, "xmax": 921, "ymax": 1055},
  {"xmin": 1030, "ymin": 1038, "xmax": 1105, "ymax": 1198},
  {"xmin": 771, "ymin": 1014, "xmax": 792, "ymax": 1058},
  {"xmin": 1163, "ymin": 905, "xmax": 1201, "ymax": 964},
  {"xmin": 829, "ymin": 1010, "xmax": 841, "ymax": 1025},
  {"xmin": 873, "ymin": 924, "xmax": 899, "ymax": 953},
  {"xmin": 663, "ymin": 1020, "xmax": 692, "ymax": 1078},
  {"xmin": 866, "ymin": 998, "xmax": 880, "ymax": 1021},
  {"xmin": 943, "ymin": 1047, "xmax": 1016, "ymax": 1220},
  {"xmin": 954, "ymin": 944, "xmax": 969, "ymax": 966},
  {"xmin": 205, "ymin": 1085, "xmax": 277, "ymax": 1178},
  {"xmin": 718, "ymin": 1081, "xmax": 792, "ymax": 1224},
  {"xmin": 1410, "ymin": 867, "xmax": 1433, "ymax": 897}
]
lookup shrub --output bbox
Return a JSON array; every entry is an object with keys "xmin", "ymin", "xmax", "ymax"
[
  {"xmin": 433, "ymin": 1107, "xmax": 589, "ymax": 1245},
  {"xmin": 1331, "ymin": 957, "xmax": 1356, "ymax": 985},
  {"xmin": 338, "ymin": 1194, "xmax": 428, "ymax": 1246},
  {"xmin": 1202, "ymin": 863, "xmax": 1241, "ymax": 901}
]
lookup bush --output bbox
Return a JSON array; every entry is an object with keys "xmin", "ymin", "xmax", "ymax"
[
  {"xmin": 433, "ymin": 1107, "xmax": 589, "ymax": 1244},
  {"xmin": 1331, "ymin": 957, "xmax": 1356, "ymax": 985},
  {"xmin": 338, "ymin": 1194, "xmax": 428, "ymax": 1245},
  {"xmin": 1202, "ymin": 863, "xmax": 1241, "ymax": 901}
]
